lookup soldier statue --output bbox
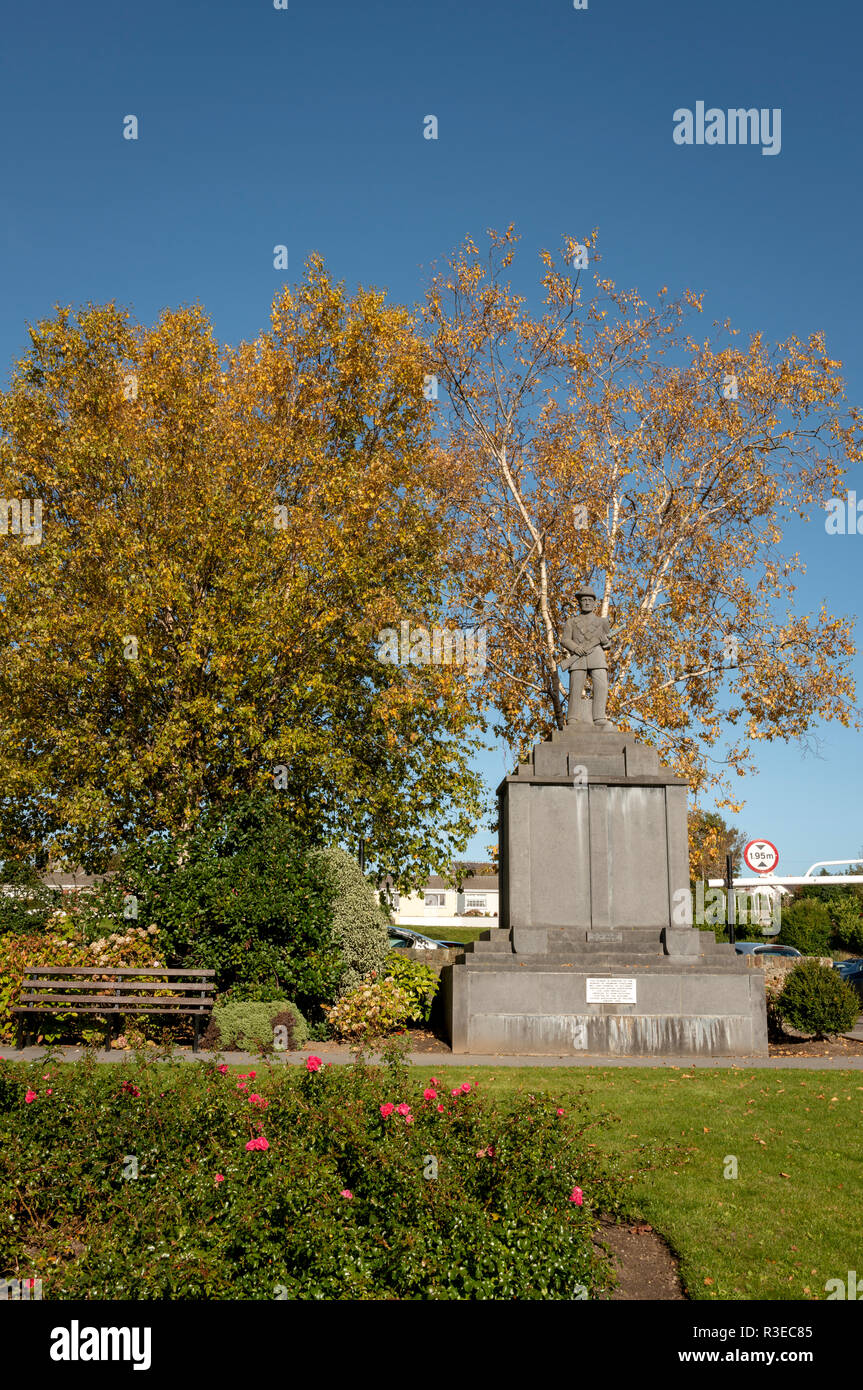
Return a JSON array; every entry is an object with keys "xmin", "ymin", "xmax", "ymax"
[{"xmin": 560, "ymin": 586, "xmax": 616, "ymax": 730}]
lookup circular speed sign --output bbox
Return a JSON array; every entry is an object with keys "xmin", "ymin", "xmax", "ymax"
[{"xmin": 743, "ymin": 840, "xmax": 779, "ymax": 874}]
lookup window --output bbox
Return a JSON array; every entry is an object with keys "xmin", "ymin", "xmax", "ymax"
[
  {"xmin": 425, "ymin": 892, "xmax": 446, "ymax": 908},
  {"xmin": 465, "ymin": 895, "xmax": 487, "ymax": 911}
]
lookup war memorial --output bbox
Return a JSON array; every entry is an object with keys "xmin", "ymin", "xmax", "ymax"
[{"xmin": 443, "ymin": 588, "xmax": 769, "ymax": 1058}]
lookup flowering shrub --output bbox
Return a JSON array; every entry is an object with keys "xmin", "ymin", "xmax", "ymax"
[
  {"xmin": 323, "ymin": 957, "xmax": 439, "ymax": 1040},
  {"xmin": 323, "ymin": 973, "xmax": 415, "ymax": 1039},
  {"xmin": 0, "ymin": 1052, "xmax": 624, "ymax": 1299},
  {"xmin": 380, "ymin": 952, "xmax": 439, "ymax": 1024},
  {"xmin": 0, "ymin": 925, "xmax": 166, "ymax": 1044}
]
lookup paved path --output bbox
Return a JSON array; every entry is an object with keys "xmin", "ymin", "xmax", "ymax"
[
  {"xmin": 843, "ymin": 1014, "xmax": 863, "ymax": 1042},
  {"xmin": 4, "ymin": 1046, "xmax": 863, "ymax": 1070}
]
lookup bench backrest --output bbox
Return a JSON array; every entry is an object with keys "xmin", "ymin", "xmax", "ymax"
[{"xmin": 18, "ymin": 968, "xmax": 216, "ymax": 1011}]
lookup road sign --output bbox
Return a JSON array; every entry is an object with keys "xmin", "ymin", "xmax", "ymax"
[{"xmin": 743, "ymin": 839, "xmax": 779, "ymax": 874}]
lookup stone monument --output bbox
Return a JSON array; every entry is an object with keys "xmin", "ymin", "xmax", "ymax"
[{"xmin": 442, "ymin": 590, "xmax": 768, "ymax": 1058}]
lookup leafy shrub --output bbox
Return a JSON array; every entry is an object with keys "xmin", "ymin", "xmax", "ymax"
[
  {"xmin": 777, "ymin": 960, "xmax": 860, "ymax": 1039},
  {"xmin": 763, "ymin": 980, "xmax": 785, "ymax": 1042},
  {"xmin": 217, "ymin": 982, "xmax": 290, "ymax": 1006},
  {"xmin": 778, "ymin": 898, "xmax": 832, "ymax": 957},
  {"xmin": 381, "ymin": 952, "xmax": 439, "ymax": 1024},
  {"xmin": 208, "ymin": 1001, "xmax": 308, "ymax": 1052},
  {"xmin": 113, "ymin": 794, "xmax": 342, "ymax": 1007},
  {"xmin": 828, "ymin": 895, "xmax": 863, "ymax": 953},
  {"xmin": 0, "ymin": 1053, "xmax": 622, "ymax": 1299},
  {"xmin": 311, "ymin": 846, "xmax": 391, "ymax": 994}
]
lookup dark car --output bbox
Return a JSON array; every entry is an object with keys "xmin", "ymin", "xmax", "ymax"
[
  {"xmin": 733, "ymin": 942, "xmax": 802, "ymax": 958},
  {"xmin": 834, "ymin": 957, "xmax": 863, "ymax": 1002},
  {"xmin": 387, "ymin": 926, "xmax": 464, "ymax": 950}
]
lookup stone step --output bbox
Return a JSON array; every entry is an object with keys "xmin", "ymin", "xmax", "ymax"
[
  {"xmin": 456, "ymin": 958, "xmax": 754, "ymax": 974},
  {"xmin": 460, "ymin": 948, "xmax": 753, "ymax": 968}
]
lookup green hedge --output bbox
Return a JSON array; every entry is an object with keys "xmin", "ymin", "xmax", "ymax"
[
  {"xmin": 778, "ymin": 961, "xmax": 859, "ymax": 1040},
  {"xmin": 207, "ymin": 1001, "xmax": 309, "ymax": 1051}
]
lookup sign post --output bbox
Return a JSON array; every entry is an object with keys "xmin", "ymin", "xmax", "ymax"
[{"xmin": 725, "ymin": 850, "xmax": 735, "ymax": 946}]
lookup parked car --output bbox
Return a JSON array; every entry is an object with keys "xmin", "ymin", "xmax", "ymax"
[
  {"xmin": 387, "ymin": 926, "xmax": 464, "ymax": 950},
  {"xmin": 833, "ymin": 957, "xmax": 863, "ymax": 1002},
  {"xmin": 733, "ymin": 942, "xmax": 802, "ymax": 958}
]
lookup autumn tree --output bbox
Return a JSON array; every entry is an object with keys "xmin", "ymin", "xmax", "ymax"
[
  {"xmin": 0, "ymin": 257, "xmax": 485, "ymax": 881},
  {"xmin": 424, "ymin": 227, "xmax": 862, "ymax": 809},
  {"xmin": 688, "ymin": 809, "xmax": 747, "ymax": 883}
]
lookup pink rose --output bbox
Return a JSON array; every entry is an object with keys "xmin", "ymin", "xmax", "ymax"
[
  {"xmin": 306, "ymin": 1056, "xmax": 323, "ymax": 1073},
  {"xmin": 451, "ymin": 1088, "xmax": 460, "ymax": 1097},
  {"xmin": 437, "ymin": 1104, "xmax": 444, "ymax": 1112},
  {"xmin": 24, "ymin": 1090, "xmax": 37, "ymax": 1103},
  {"xmin": 215, "ymin": 1173, "xmax": 225, "ymax": 1184},
  {"xmin": 46, "ymin": 1088, "xmax": 53, "ymax": 1095},
  {"xmin": 423, "ymin": 1088, "xmax": 437, "ymax": 1100},
  {"xmin": 217, "ymin": 1064, "xmax": 228, "ymax": 1075},
  {"xmin": 556, "ymin": 1108, "xmax": 564, "ymax": 1116},
  {"xmin": 237, "ymin": 1081, "xmax": 248, "ymax": 1091},
  {"xmin": 380, "ymin": 1103, "xmax": 395, "ymax": 1117},
  {"xmin": 339, "ymin": 1189, "xmax": 353, "ymax": 1200},
  {"xmin": 405, "ymin": 1116, "xmax": 415, "ymax": 1125},
  {"xmin": 569, "ymin": 1187, "xmax": 584, "ymax": 1206},
  {"xmin": 396, "ymin": 1102, "xmax": 411, "ymax": 1116},
  {"xmin": 429, "ymin": 1076, "xmax": 439, "ymax": 1086},
  {"xmin": 460, "ymin": 1082, "xmax": 472, "ymax": 1093},
  {"xmin": 248, "ymin": 1094, "xmax": 269, "ymax": 1107},
  {"xmin": 248, "ymin": 1071, "xmax": 256, "ymax": 1079},
  {"xmin": 245, "ymin": 1136, "xmax": 270, "ymax": 1152}
]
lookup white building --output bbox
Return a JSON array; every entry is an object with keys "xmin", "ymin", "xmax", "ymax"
[{"xmin": 388, "ymin": 874, "xmax": 499, "ymax": 929}]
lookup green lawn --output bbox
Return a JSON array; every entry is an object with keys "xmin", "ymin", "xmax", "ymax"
[
  {"xmin": 414, "ymin": 924, "xmax": 491, "ymax": 944},
  {"xmin": 446, "ymin": 1066, "xmax": 862, "ymax": 1301}
]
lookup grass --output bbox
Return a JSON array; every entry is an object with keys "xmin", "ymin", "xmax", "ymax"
[
  {"xmin": 415, "ymin": 924, "xmax": 491, "ymax": 944},
  {"xmin": 450, "ymin": 1065, "xmax": 862, "ymax": 1301}
]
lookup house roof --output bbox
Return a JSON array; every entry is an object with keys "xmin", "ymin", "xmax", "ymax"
[
  {"xmin": 41, "ymin": 870, "xmax": 99, "ymax": 890},
  {"xmin": 423, "ymin": 875, "xmax": 498, "ymax": 892}
]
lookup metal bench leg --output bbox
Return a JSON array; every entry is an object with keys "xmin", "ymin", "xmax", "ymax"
[
  {"xmin": 16, "ymin": 1017, "xmax": 24, "ymax": 1051},
  {"xmin": 193, "ymin": 1015, "xmax": 201, "ymax": 1053}
]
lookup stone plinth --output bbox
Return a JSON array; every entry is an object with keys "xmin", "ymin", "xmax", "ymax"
[{"xmin": 443, "ymin": 727, "xmax": 768, "ymax": 1058}]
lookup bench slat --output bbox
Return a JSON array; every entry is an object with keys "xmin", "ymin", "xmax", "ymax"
[
  {"xmin": 17, "ymin": 994, "xmax": 213, "ymax": 1005},
  {"xmin": 23, "ymin": 968, "xmax": 214, "ymax": 977},
  {"xmin": 13, "ymin": 1006, "xmax": 209, "ymax": 1017},
  {"xmin": 20, "ymin": 980, "xmax": 215, "ymax": 993}
]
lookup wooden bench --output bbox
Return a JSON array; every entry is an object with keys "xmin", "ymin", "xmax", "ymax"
[{"xmin": 12, "ymin": 968, "xmax": 216, "ymax": 1052}]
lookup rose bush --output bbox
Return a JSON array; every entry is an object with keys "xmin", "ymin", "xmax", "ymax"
[{"xmin": 0, "ymin": 1050, "xmax": 624, "ymax": 1299}]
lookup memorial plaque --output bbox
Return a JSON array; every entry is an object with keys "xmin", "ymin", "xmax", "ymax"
[
  {"xmin": 587, "ymin": 931, "xmax": 622, "ymax": 943},
  {"xmin": 586, "ymin": 977, "xmax": 637, "ymax": 1003}
]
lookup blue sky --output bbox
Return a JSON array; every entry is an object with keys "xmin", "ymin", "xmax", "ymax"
[{"xmin": 2, "ymin": 0, "xmax": 861, "ymax": 876}]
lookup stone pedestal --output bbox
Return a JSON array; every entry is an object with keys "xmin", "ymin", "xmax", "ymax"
[{"xmin": 443, "ymin": 727, "xmax": 768, "ymax": 1057}]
